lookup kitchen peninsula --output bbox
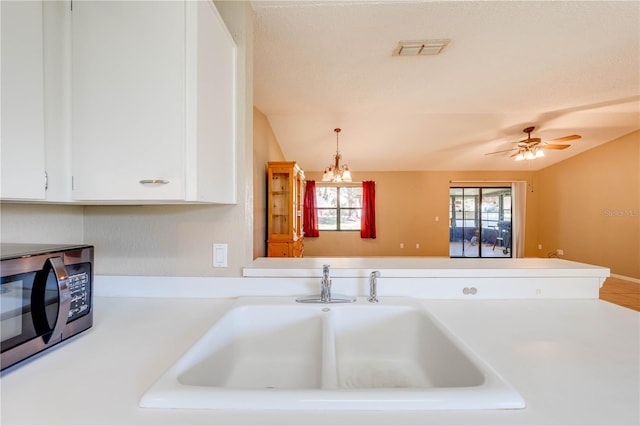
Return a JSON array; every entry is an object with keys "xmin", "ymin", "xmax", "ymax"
[{"xmin": 2, "ymin": 257, "xmax": 638, "ymax": 425}]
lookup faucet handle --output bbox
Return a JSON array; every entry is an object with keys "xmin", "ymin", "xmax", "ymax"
[{"xmin": 368, "ymin": 270, "xmax": 380, "ymax": 303}]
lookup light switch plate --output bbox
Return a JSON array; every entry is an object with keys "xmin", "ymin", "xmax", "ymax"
[{"xmin": 213, "ymin": 243, "xmax": 228, "ymax": 267}]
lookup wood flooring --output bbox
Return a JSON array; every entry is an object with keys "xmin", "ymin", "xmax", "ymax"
[{"xmin": 599, "ymin": 277, "xmax": 640, "ymax": 312}]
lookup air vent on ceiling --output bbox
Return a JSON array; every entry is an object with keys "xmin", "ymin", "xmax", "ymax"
[{"xmin": 393, "ymin": 39, "xmax": 450, "ymax": 56}]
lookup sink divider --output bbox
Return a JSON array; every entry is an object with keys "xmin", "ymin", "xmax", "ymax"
[{"xmin": 320, "ymin": 312, "xmax": 338, "ymax": 389}]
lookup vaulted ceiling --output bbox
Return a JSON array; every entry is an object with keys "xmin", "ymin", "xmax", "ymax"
[{"xmin": 252, "ymin": 0, "xmax": 639, "ymax": 173}]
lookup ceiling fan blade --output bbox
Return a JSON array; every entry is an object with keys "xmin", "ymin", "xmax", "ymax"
[
  {"xmin": 485, "ymin": 148, "xmax": 518, "ymax": 155},
  {"xmin": 547, "ymin": 134, "xmax": 581, "ymax": 143},
  {"xmin": 542, "ymin": 144, "xmax": 570, "ymax": 150}
]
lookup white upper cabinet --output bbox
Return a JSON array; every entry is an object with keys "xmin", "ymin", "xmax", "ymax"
[
  {"xmin": 71, "ymin": 0, "xmax": 236, "ymax": 204},
  {"xmin": 1, "ymin": 1, "xmax": 46, "ymax": 200}
]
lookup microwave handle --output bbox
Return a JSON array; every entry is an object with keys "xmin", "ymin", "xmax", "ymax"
[{"xmin": 43, "ymin": 257, "xmax": 72, "ymax": 344}]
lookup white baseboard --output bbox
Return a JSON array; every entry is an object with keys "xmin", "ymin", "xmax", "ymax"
[{"xmin": 610, "ymin": 274, "xmax": 640, "ymax": 284}]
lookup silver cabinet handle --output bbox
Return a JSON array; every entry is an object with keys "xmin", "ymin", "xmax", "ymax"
[
  {"xmin": 139, "ymin": 179, "xmax": 170, "ymax": 184},
  {"xmin": 44, "ymin": 257, "xmax": 71, "ymax": 344}
]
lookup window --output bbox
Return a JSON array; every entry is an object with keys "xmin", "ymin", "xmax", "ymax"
[
  {"xmin": 449, "ymin": 187, "xmax": 512, "ymax": 258},
  {"xmin": 316, "ymin": 184, "xmax": 362, "ymax": 231}
]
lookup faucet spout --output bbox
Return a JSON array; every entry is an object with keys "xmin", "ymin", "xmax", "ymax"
[
  {"xmin": 295, "ymin": 264, "xmax": 355, "ymax": 304},
  {"xmin": 368, "ymin": 271, "xmax": 380, "ymax": 303}
]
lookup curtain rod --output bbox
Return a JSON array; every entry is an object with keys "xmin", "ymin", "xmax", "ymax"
[
  {"xmin": 315, "ymin": 181, "xmax": 368, "ymax": 186},
  {"xmin": 449, "ymin": 180, "xmax": 528, "ymax": 183}
]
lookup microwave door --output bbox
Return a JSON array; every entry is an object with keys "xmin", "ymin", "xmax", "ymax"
[
  {"xmin": 0, "ymin": 256, "xmax": 72, "ymax": 357},
  {"xmin": 1, "ymin": 245, "xmax": 92, "ymax": 371},
  {"xmin": 32, "ymin": 257, "xmax": 71, "ymax": 344}
]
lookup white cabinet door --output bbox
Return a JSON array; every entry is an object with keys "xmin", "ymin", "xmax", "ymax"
[
  {"xmin": 1, "ymin": 1, "xmax": 46, "ymax": 200},
  {"xmin": 71, "ymin": 1, "xmax": 185, "ymax": 201},
  {"xmin": 71, "ymin": 0, "xmax": 236, "ymax": 204},
  {"xmin": 42, "ymin": 1, "xmax": 73, "ymax": 202},
  {"xmin": 184, "ymin": 0, "xmax": 236, "ymax": 203}
]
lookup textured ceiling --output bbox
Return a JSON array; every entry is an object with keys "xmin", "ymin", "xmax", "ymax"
[{"xmin": 252, "ymin": 1, "xmax": 640, "ymax": 173}]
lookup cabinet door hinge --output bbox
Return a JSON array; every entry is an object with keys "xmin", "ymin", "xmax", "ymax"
[
  {"xmin": 71, "ymin": 175, "xmax": 75, "ymax": 190},
  {"xmin": 45, "ymin": 171, "xmax": 49, "ymax": 191},
  {"xmin": 70, "ymin": 0, "xmax": 73, "ymax": 12}
]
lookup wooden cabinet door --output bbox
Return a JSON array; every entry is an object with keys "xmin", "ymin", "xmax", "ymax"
[{"xmin": 268, "ymin": 166, "xmax": 293, "ymax": 240}]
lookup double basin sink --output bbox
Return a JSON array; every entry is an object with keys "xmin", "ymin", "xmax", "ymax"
[{"xmin": 140, "ymin": 297, "xmax": 525, "ymax": 410}]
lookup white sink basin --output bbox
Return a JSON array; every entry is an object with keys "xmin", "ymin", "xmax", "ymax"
[
  {"xmin": 140, "ymin": 297, "xmax": 525, "ymax": 410},
  {"xmin": 178, "ymin": 305, "xmax": 324, "ymax": 389},
  {"xmin": 331, "ymin": 305, "xmax": 485, "ymax": 390}
]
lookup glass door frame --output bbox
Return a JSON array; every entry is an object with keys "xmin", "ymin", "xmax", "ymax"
[{"xmin": 449, "ymin": 186, "xmax": 512, "ymax": 258}]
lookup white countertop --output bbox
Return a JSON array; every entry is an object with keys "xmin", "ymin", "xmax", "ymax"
[
  {"xmin": 243, "ymin": 257, "xmax": 610, "ymax": 278},
  {"xmin": 1, "ymin": 291, "xmax": 638, "ymax": 425}
]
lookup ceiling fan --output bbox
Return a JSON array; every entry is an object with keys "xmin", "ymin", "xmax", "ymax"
[{"xmin": 485, "ymin": 126, "xmax": 581, "ymax": 160}]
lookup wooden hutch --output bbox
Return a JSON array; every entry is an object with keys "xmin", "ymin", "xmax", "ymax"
[{"xmin": 266, "ymin": 161, "xmax": 305, "ymax": 257}]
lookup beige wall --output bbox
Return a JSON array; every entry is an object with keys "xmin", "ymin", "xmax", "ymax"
[
  {"xmin": 0, "ymin": 203, "xmax": 84, "ymax": 243},
  {"xmin": 536, "ymin": 131, "xmax": 639, "ymax": 279},
  {"xmin": 252, "ymin": 107, "xmax": 286, "ymax": 258},
  {"xmin": 0, "ymin": 0, "xmax": 636, "ymax": 281},
  {"xmin": 301, "ymin": 131, "xmax": 639, "ymax": 280},
  {"xmin": 303, "ymin": 171, "xmax": 538, "ymax": 257}
]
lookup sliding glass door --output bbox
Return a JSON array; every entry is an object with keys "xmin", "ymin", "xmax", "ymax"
[{"xmin": 449, "ymin": 187, "xmax": 512, "ymax": 258}]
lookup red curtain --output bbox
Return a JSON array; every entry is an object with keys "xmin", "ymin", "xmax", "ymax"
[
  {"xmin": 303, "ymin": 180, "xmax": 319, "ymax": 237},
  {"xmin": 361, "ymin": 181, "xmax": 376, "ymax": 239}
]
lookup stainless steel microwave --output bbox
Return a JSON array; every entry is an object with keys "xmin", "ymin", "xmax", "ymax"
[{"xmin": 1, "ymin": 244, "xmax": 93, "ymax": 372}]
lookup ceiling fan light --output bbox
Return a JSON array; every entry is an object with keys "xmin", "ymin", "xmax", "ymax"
[
  {"xmin": 535, "ymin": 149, "xmax": 545, "ymax": 158},
  {"xmin": 515, "ymin": 152, "xmax": 525, "ymax": 161},
  {"xmin": 525, "ymin": 151, "xmax": 535, "ymax": 160}
]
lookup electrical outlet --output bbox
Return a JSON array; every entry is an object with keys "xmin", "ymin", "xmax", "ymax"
[
  {"xmin": 538, "ymin": 244, "xmax": 542, "ymax": 250},
  {"xmin": 556, "ymin": 249, "xmax": 564, "ymax": 256},
  {"xmin": 400, "ymin": 243, "xmax": 404, "ymax": 249},
  {"xmin": 416, "ymin": 243, "xmax": 420, "ymax": 249}
]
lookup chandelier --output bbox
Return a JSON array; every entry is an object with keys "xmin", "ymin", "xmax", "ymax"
[
  {"xmin": 322, "ymin": 128, "xmax": 352, "ymax": 182},
  {"xmin": 514, "ymin": 146, "xmax": 544, "ymax": 161}
]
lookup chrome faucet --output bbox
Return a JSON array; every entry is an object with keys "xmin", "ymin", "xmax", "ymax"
[
  {"xmin": 368, "ymin": 271, "xmax": 380, "ymax": 303},
  {"xmin": 295, "ymin": 264, "xmax": 355, "ymax": 304},
  {"xmin": 320, "ymin": 264, "xmax": 332, "ymax": 302}
]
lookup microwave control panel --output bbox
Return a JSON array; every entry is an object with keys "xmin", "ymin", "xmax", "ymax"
[{"xmin": 67, "ymin": 271, "xmax": 91, "ymax": 322}]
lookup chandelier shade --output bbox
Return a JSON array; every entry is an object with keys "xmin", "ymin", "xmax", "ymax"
[{"xmin": 322, "ymin": 128, "xmax": 352, "ymax": 182}]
